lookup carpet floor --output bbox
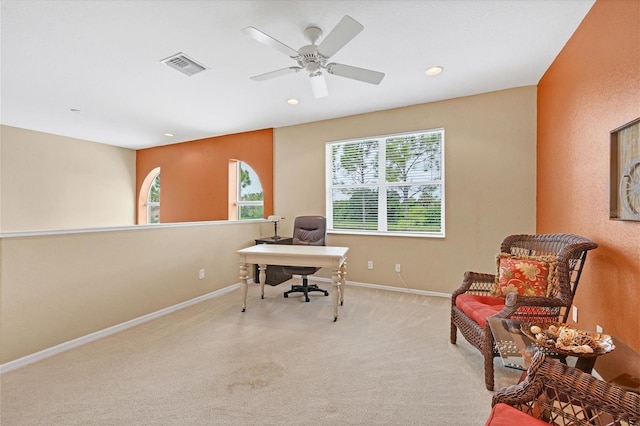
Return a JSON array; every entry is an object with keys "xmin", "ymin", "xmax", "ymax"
[{"xmin": 1, "ymin": 283, "xmax": 521, "ymax": 425}]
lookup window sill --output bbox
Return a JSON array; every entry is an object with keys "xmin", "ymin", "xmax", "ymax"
[{"xmin": 328, "ymin": 229, "xmax": 445, "ymax": 238}]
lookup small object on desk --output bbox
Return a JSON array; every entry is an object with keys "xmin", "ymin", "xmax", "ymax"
[{"xmin": 267, "ymin": 215, "xmax": 284, "ymax": 240}]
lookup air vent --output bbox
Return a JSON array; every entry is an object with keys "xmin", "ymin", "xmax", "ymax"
[{"xmin": 160, "ymin": 52, "xmax": 207, "ymax": 76}]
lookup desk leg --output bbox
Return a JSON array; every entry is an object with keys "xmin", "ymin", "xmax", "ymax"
[
  {"xmin": 331, "ymin": 269, "xmax": 340, "ymax": 322},
  {"xmin": 258, "ymin": 264, "xmax": 266, "ymax": 299},
  {"xmin": 240, "ymin": 263, "xmax": 249, "ymax": 312},
  {"xmin": 339, "ymin": 260, "xmax": 347, "ymax": 306}
]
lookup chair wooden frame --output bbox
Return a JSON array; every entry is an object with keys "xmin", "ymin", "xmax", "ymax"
[{"xmin": 450, "ymin": 234, "xmax": 598, "ymax": 390}]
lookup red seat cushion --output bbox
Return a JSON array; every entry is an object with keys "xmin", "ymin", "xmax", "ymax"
[
  {"xmin": 485, "ymin": 403, "xmax": 549, "ymax": 426},
  {"xmin": 455, "ymin": 294, "xmax": 505, "ymax": 326}
]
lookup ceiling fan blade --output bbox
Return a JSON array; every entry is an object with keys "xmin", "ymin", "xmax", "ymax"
[
  {"xmin": 250, "ymin": 67, "xmax": 302, "ymax": 81},
  {"xmin": 241, "ymin": 26, "xmax": 299, "ymax": 58},
  {"xmin": 317, "ymin": 15, "xmax": 364, "ymax": 58},
  {"xmin": 326, "ymin": 63, "xmax": 385, "ymax": 85},
  {"xmin": 310, "ymin": 73, "xmax": 328, "ymax": 98}
]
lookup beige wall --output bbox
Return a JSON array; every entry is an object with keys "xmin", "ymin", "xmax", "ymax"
[
  {"xmin": 274, "ymin": 86, "xmax": 537, "ymax": 294},
  {"xmin": 0, "ymin": 221, "xmax": 264, "ymax": 363},
  {"xmin": 0, "ymin": 132, "xmax": 3, "ymax": 230},
  {"xmin": 0, "ymin": 125, "xmax": 136, "ymax": 232},
  {"xmin": 0, "ymin": 86, "xmax": 536, "ymax": 366}
]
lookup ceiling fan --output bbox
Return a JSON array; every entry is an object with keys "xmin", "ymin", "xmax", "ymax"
[{"xmin": 241, "ymin": 15, "xmax": 385, "ymax": 98}]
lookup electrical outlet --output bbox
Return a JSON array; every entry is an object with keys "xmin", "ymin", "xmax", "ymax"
[
  {"xmin": 596, "ymin": 325, "xmax": 603, "ymax": 333},
  {"xmin": 395, "ymin": 264, "xmax": 401, "ymax": 273},
  {"xmin": 572, "ymin": 306, "xmax": 578, "ymax": 322},
  {"xmin": 199, "ymin": 269, "xmax": 205, "ymax": 279},
  {"xmin": 367, "ymin": 261, "xmax": 374, "ymax": 270}
]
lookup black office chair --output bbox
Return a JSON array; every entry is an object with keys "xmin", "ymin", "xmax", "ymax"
[{"xmin": 283, "ymin": 216, "xmax": 329, "ymax": 302}]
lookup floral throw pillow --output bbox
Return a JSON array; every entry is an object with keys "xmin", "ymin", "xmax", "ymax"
[{"xmin": 491, "ymin": 253, "xmax": 557, "ymax": 298}]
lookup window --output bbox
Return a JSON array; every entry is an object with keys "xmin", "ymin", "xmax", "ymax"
[
  {"xmin": 326, "ymin": 129, "xmax": 444, "ymax": 237},
  {"xmin": 147, "ymin": 172, "xmax": 160, "ymax": 224},
  {"xmin": 232, "ymin": 161, "xmax": 263, "ymax": 220},
  {"xmin": 137, "ymin": 167, "xmax": 160, "ymax": 224}
]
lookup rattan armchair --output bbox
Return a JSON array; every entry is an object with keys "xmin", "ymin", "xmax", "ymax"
[
  {"xmin": 450, "ymin": 234, "xmax": 598, "ymax": 390},
  {"xmin": 489, "ymin": 352, "xmax": 640, "ymax": 425}
]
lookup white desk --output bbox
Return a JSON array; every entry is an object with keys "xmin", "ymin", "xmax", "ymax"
[{"xmin": 237, "ymin": 244, "xmax": 349, "ymax": 321}]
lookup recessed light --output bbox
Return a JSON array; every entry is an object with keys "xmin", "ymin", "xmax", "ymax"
[
  {"xmin": 425, "ymin": 66, "xmax": 444, "ymax": 76},
  {"xmin": 286, "ymin": 98, "xmax": 299, "ymax": 105},
  {"xmin": 164, "ymin": 133, "xmax": 174, "ymax": 137}
]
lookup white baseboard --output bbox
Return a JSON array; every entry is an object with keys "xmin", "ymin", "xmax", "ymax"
[
  {"xmin": 345, "ymin": 279, "xmax": 451, "ymax": 299},
  {"xmin": 1, "ymin": 280, "xmax": 450, "ymax": 374},
  {"xmin": 0, "ymin": 283, "xmax": 240, "ymax": 374}
]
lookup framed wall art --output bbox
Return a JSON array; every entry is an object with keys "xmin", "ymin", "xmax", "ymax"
[{"xmin": 610, "ymin": 117, "xmax": 640, "ymax": 221}]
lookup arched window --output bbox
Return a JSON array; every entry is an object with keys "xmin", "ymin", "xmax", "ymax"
[
  {"xmin": 147, "ymin": 173, "xmax": 160, "ymax": 223},
  {"xmin": 138, "ymin": 167, "xmax": 160, "ymax": 224},
  {"xmin": 229, "ymin": 161, "xmax": 263, "ymax": 220}
]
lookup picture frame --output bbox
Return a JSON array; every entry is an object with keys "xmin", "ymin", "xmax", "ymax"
[{"xmin": 610, "ymin": 117, "xmax": 640, "ymax": 221}]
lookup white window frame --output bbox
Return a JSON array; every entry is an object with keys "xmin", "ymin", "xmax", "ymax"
[
  {"xmin": 235, "ymin": 161, "xmax": 264, "ymax": 220},
  {"xmin": 325, "ymin": 128, "xmax": 445, "ymax": 238}
]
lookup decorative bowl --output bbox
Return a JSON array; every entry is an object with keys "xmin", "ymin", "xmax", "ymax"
[{"xmin": 520, "ymin": 322, "xmax": 615, "ymax": 358}]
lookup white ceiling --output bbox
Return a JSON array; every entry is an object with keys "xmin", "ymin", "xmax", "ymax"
[{"xmin": 1, "ymin": 0, "xmax": 595, "ymax": 150}]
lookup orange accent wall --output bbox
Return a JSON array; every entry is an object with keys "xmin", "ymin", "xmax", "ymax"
[
  {"xmin": 136, "ymin": 128, "xmax": 274, "ymax": 222},
  {"xmin": 537, "ymin": 0, "xmax": 640, "ymax": 352}
]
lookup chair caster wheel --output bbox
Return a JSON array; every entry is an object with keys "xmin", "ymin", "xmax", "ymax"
[
  {"xmin": 305, "ymin": 297, "xmax": 310, "ymax": 302},
  {"xmin": 284, "ymin": 294, "xmax": 288, "ymax": 298}
]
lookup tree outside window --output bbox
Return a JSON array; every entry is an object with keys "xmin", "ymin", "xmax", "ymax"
[{"xmin": 147, "ymin": 173, "xmax": 160, "ymax": 223}]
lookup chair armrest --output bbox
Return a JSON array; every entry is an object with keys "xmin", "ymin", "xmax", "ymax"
[
  {"xmin": 451, "ymin": 271, "xmax": 496, "ymax": 299},
  {"xmin": 492, "ymin": 352, "xmax": 640, "ymax": 424},
  {"xmin": 488, "ymin": 294, "xmax": 568, "ymax": 321},
  {"xmin": 504, "ymin": 293, "xmax": 566, "ymax": 309}
]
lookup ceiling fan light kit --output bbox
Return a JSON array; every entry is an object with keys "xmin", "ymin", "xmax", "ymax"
[
  {"xmin": 310, "ymin": 72, "xmax": 329, "ymax": 98},
  {"xmin": 242, "ymin": 15, "xmax": 385, "ymax": 98}
]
